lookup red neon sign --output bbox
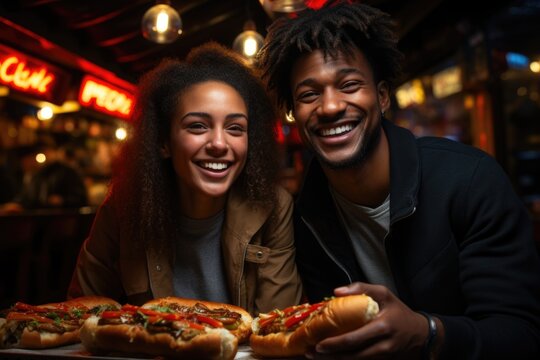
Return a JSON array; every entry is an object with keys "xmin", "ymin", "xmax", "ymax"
[
  {"xmin": 0, "ymin": 56, "xmax": 55, "ymax": 93},
  {"xmin": 78, "ymin": 75, "xmax": 134, "ymax": 120},
  {"xmin": 0, "ymin": 44, "xmax": 70, "ymax": 104}
]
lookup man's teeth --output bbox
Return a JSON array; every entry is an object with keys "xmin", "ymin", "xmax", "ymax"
[
  {"xmin": 320, "ymin": 124, "xmax": 354, "ymax": 136},
  {"xmin": 201, "ymin": 162, "xmax": 228, "ymax": 170}
]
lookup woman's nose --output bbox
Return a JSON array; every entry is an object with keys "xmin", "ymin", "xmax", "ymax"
[{"xmin": 206, "ymin": 131, "xmax": 228, "ymax": 154}]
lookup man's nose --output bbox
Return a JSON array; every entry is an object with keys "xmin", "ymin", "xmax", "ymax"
[{"xmin": 317, "ymin": 89, "xmax": 346, "ymax": 118}]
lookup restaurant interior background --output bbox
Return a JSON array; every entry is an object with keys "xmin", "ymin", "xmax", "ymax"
[{"xmin": 0, "ymin": 0, "xmax": 539, "ymax": 308}]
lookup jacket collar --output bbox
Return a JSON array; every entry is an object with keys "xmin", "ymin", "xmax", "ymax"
[
  {"xmin": 296, "ymin": 156, "xmax": 331, "ymax": 218},
  {"xmin": 223, "ymin": 189, "xmax": 271, "ymax": 240},
  {"xmin": 297, "ymin": 119, "xmax": 419, "ymax": 223},
  {"xmin": 383, "ymin": 119, "xmax": 420, "ymax": 222},
  {"xmin": 221, "ymin": 189, "xmax": 272, "ymax": 305}
]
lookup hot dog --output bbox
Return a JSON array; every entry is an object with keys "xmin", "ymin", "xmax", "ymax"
[
  {"xmin": 0, "ymin": 296, "xmax": 120, "ymax": 349},
  {"xmin": 80, "ymin": 297, "xmax": 252, "ymax": 360},
  {"xmin": 142, "ymin": 296, "xmax": 253, "ymax": 343},
  {"xmin": 250, "ymin": 294, "xmax": 379, "ymax": 358}
]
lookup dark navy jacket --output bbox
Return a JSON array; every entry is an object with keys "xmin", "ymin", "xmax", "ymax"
[{"xmin": 295, "ymin": 119, "xmax": 540, "ymax": 359}]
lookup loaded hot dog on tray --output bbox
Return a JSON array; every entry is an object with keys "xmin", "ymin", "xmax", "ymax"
[{"xmin": 80, "ymin": 296, "xmax": 253, "ymax": 360}]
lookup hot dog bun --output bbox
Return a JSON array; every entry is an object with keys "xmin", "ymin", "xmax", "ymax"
[
  {"xmin": 64, "ymin": 296, "xmax": 121, "ymax": 310},
  {"xmin": 250, "ymin": 294, "xmax": 379, "ymax": 357},
  {"xmin": 0, "ymin": 317, "xmax": 69, "ymax": 350},
  {"xmin": 80, "ymin": 315, "xmax": 238, "ymax": 360},
  {"xmin": 17, "ymin": 328, "xmax": 81, "ymax": 349},
  {"xmin": 142, "ymin": 297, "xmax": 249, "ymax": 315},
  {"xmin": 0, "ymin": 296, "xmax": 121, "ymax": 349},
  {"xmin": 142, "ymin": 297, "xmax": 252, "ymax": 343}
]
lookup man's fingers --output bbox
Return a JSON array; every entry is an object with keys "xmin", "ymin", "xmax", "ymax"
[
  {"xmin": 334, "ymin": 282, "xmax": 367, "ymax": 296},
  {"xmin": 316, "ymin": 331, "xmax": 364, "ymax": 353},
  {"xmin": 306, "ymin": 325, "xmax": 381, "ymax": 360},
  {"xmin": 335, "ymin": 282, "xmax": 391, "ymax": 306},
  {"xmin": 307, "ymin": 340, "xmax": 395, "ymax": 360},
  {"xmin": 314, "ymin": 320, "xmax": 382, "ymax": 353}
]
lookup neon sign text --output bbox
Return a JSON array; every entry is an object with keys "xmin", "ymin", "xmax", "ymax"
[
  {"xmin": 79, "ymin": 75, "xmax": 134, "ymax": 119},
  {"xmin": 0, "ymin": 56, "xmax": 55, "ymax": 94}
]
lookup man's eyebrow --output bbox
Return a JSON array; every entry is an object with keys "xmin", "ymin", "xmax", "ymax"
[
  {"xmin": 293, "ymin": 67, "xmax": 364, "ymax": 92},
  {"xmin": 338, "ymin": 67, "xmax": 363, "ymax": 76},
  {"xmin": 294, "ymin": 78, "xmax": 318, "ymax": 92}
]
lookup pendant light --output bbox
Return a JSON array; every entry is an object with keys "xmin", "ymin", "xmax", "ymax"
[
  {"xmin": 233, "ymin": 20, "xmax": 264, "ymax": 64},
  {"xmin": 141, "ymin": 0, "xmax": 183, "ymax": 44},
  {"xmin": 259, "ymin": 0, "xmax": 307, "ymax": 14},
  {"xmin": 233, "ymin": 1, "xmax": 265, "ymax": 64}
]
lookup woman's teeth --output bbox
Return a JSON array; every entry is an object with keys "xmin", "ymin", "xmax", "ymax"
[{"xmin": 201, "ymin": 162, "xmax": 229, "ymax": 170}]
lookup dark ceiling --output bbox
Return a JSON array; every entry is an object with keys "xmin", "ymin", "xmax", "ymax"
[{"xmin": 0, "ymin": 0, "xmax": 538, "ymax": 87}]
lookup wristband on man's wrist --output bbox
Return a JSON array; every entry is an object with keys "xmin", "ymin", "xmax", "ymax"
[{"xmin": 417, "ymin": 311, "xmax": 437, "ymax": 360}]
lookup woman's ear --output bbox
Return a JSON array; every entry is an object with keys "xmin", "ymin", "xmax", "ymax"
[
  {"xmin": 377, "ymin": 81, "xmax": 390, "ymax": 114},
  {"xmin": 160, "ymin": 143, "xmax": 171, "ymax": 158}
]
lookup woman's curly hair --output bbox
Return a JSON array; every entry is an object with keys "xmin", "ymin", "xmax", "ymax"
[
  {"xmin": 258, "ymin": 0, "xmax": 403, "ymax": 111},
  {"xmin": 112, "ymin": 42, "xmax": 279, "ymax": 251}
]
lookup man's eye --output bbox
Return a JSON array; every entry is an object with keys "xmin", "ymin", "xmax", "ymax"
[
  {"xmin": 341, "ymin": 81, "xmax": 360, "ymax": 91},
  {"xmin": 297, "ymin": 91, "xmax": 318, "ymax": 102}
]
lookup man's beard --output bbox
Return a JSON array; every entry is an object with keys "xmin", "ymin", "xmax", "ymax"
[{"xmin": 316, "ymin": 121, "xmax": 382, "ymax": 170}]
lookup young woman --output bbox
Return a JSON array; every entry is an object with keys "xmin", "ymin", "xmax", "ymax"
[{"xmin": 68, "ymin": 43, "xmax": 302, "ymax": 315}]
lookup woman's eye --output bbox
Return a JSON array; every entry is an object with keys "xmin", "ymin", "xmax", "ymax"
[
  {"xmin": 187, "ymin": 122, "xmax": 207, "ymax": 132},
  {"xmin": 227, "ymin": 124, "xmax": 247, "ymax": 134}
]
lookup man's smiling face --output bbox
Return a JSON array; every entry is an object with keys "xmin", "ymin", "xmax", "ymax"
[{"xmin": 290, "ymin": 48, "xmax": 389, "ymax": 169}]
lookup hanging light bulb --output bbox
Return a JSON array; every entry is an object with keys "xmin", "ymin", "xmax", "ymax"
[
  {"xmin": 259, "ymin": 0, "xmax": 307, "ymax": 14},
  {"xmin": 273, "ymin": 0, "xmax": 307, "ymax": 12},
  {"xmin": 141, "ymin": 1, "xmax": 182, "ymax": 44},
  {"xmin": 233, "ymin": 20, "xmax": 264, "ymax": 64}
]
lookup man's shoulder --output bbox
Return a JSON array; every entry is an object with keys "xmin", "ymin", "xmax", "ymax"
[
  {"xmin": 416, "ymin": 136, "xmax": 490, "ymax": 161},
  {"xmin": 412, "ymin": 136, "xmax": 506, "ymax": 181}
]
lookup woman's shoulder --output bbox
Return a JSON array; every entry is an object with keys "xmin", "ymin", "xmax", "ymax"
[
  {"xmin": 226, "ymin": 185, "xmax": 293, "ymax": 220},
  {"xmin": 92, "ymin": 189, "xmax": 121, "ymax": 221}
]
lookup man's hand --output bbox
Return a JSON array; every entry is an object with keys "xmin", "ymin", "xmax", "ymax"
[{"xmin": 306, "ymin": 282, "xmax": 429, "ymax": 359}]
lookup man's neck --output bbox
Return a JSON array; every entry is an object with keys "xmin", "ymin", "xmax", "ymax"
[{"xmin": 323, "ymin": 130, "xmax": 390, "ymax": 208}]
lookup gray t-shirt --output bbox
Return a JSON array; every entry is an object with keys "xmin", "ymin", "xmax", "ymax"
[
  {"xmin": 173, "ymin": 210, "xmax": 231, "ymax": 303},
  {"xmin": 330, "ymin": 187, "xmax": 397, "ymax": 294}
]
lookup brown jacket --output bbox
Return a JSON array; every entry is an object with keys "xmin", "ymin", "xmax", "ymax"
[{"xmin": 68, "ymin": 187, "xmax": 302, "ymax": 315}]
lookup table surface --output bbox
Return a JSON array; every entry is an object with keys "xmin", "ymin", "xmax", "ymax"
[{"xmin": 0, "ymin": 344, "xmax": 269, "ymax": 359}]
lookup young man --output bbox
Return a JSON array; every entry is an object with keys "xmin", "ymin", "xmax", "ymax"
[{"xmin": 259, "ymin": 1, "xmax": 540, "ymax": 359}]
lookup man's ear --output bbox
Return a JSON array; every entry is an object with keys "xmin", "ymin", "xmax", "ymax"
[
  {"xmin": 377, "ymin": 81, "xmax": 390, "ymax": 114},
  {"xmin": 160, "ymin": 143, "xmax": 171, "ymax": 158}
]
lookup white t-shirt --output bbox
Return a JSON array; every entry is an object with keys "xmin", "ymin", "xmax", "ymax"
[{"xmin": 330, "ymin": 187, "xmax": 397, "ymax": 294}]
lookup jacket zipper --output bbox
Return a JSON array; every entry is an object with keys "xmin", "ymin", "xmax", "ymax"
[
  {"xmin": 385, "ymin": 206, "xmax": 417, "ymax": 242},
  {"xmin": 393, "ymin": 206, "xmax": 417, "ymax": 224},
  {"xmin": 301, "ymin": 216, "xmax": 353, "ymax": 284},
  {"xmin": 302, "ymin": 203, "xmax": 417, "ymax": 285}
]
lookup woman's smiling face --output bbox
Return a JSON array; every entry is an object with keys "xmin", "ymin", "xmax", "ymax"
[{"xmin": 163, "ymin": 80, "xmax": 248, "ymax": 202}]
